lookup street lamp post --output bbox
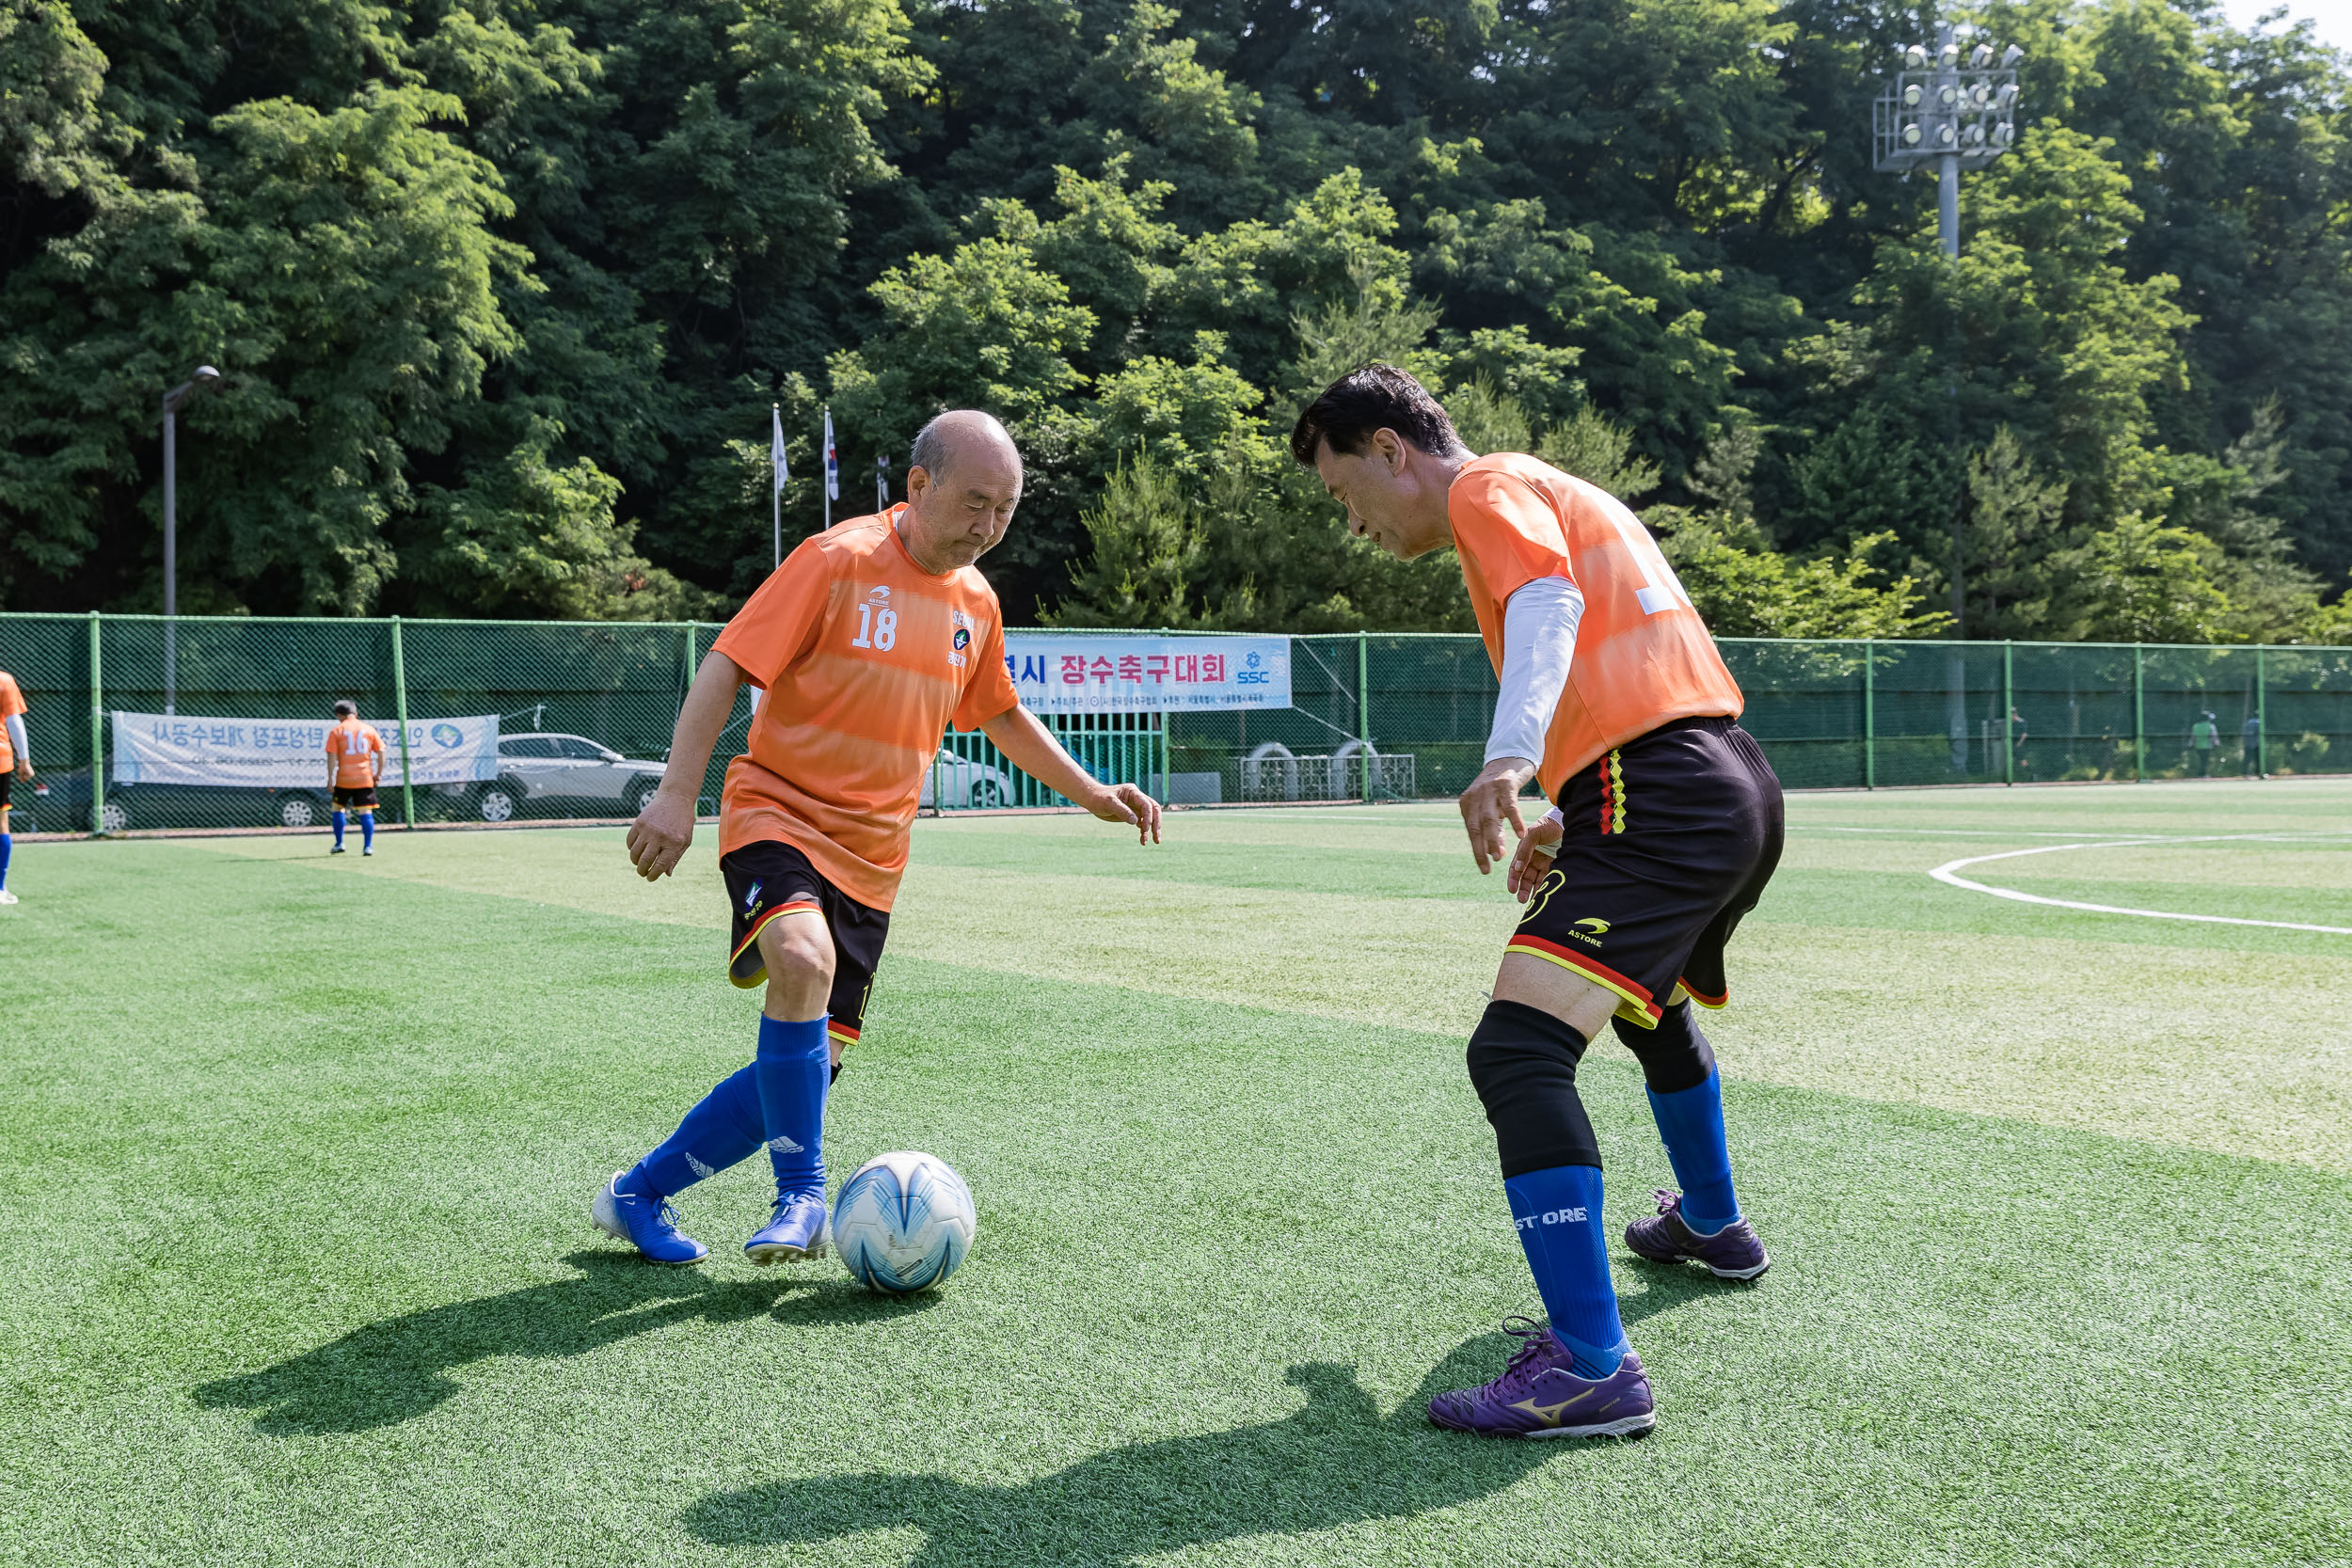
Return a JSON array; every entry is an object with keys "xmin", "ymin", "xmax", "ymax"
[
  {"xmin": 161, "ymin": 365, "xmax": 221, "ymax": 715},
  {"xmin": 1874, "ymin": 22, "xmax": 2021, "ymax": 768}
]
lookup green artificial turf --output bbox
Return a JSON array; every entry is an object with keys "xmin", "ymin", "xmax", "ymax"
[{"xmin": 3, "ymin": 780, "xmax": 2349, "ymax": 1566}]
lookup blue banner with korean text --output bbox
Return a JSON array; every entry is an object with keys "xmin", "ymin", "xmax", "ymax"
[{"xmin": 1002, "ymin": 634, "xmax": 1292, "ymax": 713}]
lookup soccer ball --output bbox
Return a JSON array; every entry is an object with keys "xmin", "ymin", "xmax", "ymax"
[{"xmin": 833, "ymin": 1151, "xmax": 976, "ymax": 1293}]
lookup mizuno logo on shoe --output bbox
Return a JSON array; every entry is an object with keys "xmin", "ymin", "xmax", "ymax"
[
  {"xmin": 767, "ymin": 1134, "xmax": 803, "ymax": 1154},
  {"xmin": 1509, "ymin": 1387, "xmax": 1596, "ymax": 1426}
]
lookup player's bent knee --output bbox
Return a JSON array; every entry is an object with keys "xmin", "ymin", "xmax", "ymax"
[
  {"xmin": 1613, "ymin": 1002, "xmax": 1716, "ymax": 1095},
  {"xmin": 1466, "ymin": 999, "xmax": 1604, "ymax": 1178}
]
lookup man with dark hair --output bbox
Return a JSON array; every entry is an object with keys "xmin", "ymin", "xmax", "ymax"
[
  {"xmin": 323, "ymin": 700, "xmax": 385, "ymax": 856},
  {"xmin": 1294, "ymin": 364, "xmax": 1781, "ymax": 1440}
]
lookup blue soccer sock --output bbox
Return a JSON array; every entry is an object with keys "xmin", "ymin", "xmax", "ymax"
[
  {"xmin": 631, "ymin": 1065, "xmax": 766, "ymax": 1200},
  {"xmin": 1504, "ymin": 1164, "xmax": 1628, "ymax": 1379},
  {"xmin": 0, "ymin": 830, "xmax": 11, "ymax": 891},
  {"xmin": 1647, "ymin": 1069, "xmax": 1740, "ymax": 1234},
  {"xmin": 331, "ymin": 810, "xmax": 346, "ymax": 847},
  {"xmin": 755, "ymin": 1013, "xmax": 830, "ymax": 1199},
  {"xmin": 360, "ymin": 811, "xmax": 374, "ymax": 851}
]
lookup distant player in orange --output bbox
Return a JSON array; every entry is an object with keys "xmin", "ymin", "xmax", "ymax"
[
  {"xmin": 323, "ymin": 700, "xmax": 385, "ymax": 856},
  {"xmin": 597, "ymin": 410, "xmax": 1162, "ymax": 1267},
  {"xmin": 1294, "ymin": 366, "xmax": 1782, "ymax": 1439},
  {"xmin": 0, "ymin": 667, "xmax": 31, "ymax": 905}
]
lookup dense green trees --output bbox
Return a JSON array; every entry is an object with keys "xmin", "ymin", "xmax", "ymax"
[{"xmin": 2, "ymin": 0, "xmax": 2347, "ymax": 641}]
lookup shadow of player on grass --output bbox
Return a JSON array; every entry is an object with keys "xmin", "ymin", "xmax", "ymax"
[
  {"xmin": 195, "ymin": 1250, "xmax": 923, "ymax": 1434},
  {"xmin": 684, "ymin": 1330, "xmax": 1604, "ymax": 1568}
]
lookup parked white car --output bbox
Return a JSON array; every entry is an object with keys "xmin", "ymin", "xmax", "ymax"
[
  {"xmin": 474, "ymin": 732, "xmax": 668, "ymax": 821},
  {"xmin": 918, "ymin": 749, "xmax": 1015, "ymax": 810}
]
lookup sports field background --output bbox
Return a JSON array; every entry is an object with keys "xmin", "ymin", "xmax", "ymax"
[{"xmin": 3, "ymin": 782, "xmax": 2348, "ymax": 1566}]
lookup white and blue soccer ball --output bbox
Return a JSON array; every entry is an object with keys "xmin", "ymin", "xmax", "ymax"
[{"xmin": 833, "ymin": 1151, "xmax": 976, "ymax": 1294}]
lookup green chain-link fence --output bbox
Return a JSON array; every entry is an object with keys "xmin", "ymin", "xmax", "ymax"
[{"xmin": 2, "ymin": 614, "xmax": 2345, "ymax": 834}]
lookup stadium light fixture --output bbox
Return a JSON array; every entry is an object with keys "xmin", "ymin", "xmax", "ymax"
[
  {"xmin": 1870, "ymin": 13, "xmax": 2025, "ymax": 661},
  {"xmin": 161, "ymin": 364, "xmax": 223, "ymax": 716}
]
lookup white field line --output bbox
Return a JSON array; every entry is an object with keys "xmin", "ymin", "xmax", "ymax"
[{"xmin": 1928, "ymin": 835, "xmax": 2352, "ymax": 934}]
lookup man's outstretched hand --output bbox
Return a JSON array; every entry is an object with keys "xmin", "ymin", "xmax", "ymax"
[
  {"xmin": 1087, "ymin": 782, "xmax": 1162, "ymax": 846},
  {"xmin": 1458, "ymin": 756, "xmax": 1537, "ymax": 875},
  {"xmin": 627, "ymin": 787, "xmax": 698, "ymax": 881}
]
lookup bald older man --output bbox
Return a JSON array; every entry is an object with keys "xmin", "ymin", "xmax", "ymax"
[{"xmin": 596, "ymin": 411, "xmax": 1162, "ymax": 1266}]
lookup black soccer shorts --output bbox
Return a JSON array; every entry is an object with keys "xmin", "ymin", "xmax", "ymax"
[
  {"xmin": 0, "ymin": 772, "xmax": 11, "ymax": 811},
  {"xmin": 1508, "ymin": 716, "xmax": 1783, "ymax": 1029},
  {"xmin": 721, "ymin": 839, "xmax": 890, "ymax": 1052},
  {"xmin": 331, "ymin": 786, "xmax": 380, "ymax": 810}
]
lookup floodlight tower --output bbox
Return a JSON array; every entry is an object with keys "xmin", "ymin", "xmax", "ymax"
[
  {"xmin": 1874, "ymin": 24, "xmax": 2023, "ymax": 271},
  {"xmin": 1874, "ymin": 21, "xmax": 2021, "ymax": 766}
]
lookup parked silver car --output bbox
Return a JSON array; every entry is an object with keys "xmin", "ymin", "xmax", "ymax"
[
  {"xmin": 471, "ymin": 732, "xmax": 668, "ymax": 821},
  {"xmin": 918, "ymin": 748, "xmax": 1016, "ymax": 810}
]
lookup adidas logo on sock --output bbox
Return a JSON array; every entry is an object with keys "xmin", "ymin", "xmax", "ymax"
[
  {"xmin": 685, "ymin": 1153, "xmax": 720, "ymax": 1180},
  {"xmin": 767, "ymin": 1134, "xmax": 804, "ymax": 1155}
]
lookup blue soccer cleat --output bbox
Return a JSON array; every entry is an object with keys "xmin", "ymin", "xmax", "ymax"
[
  {"xmin": 591, "ymin": 1170, "xmax": 708, "ymax": 1265},
  {"xmin": 743, "ymin": 1190, "xmax": 828, "ymax": 1266}
]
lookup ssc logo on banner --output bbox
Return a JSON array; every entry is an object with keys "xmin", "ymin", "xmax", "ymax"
[{"xmin": 1000, "ymin": 634, "xmax": 1292, "ymax": 714}]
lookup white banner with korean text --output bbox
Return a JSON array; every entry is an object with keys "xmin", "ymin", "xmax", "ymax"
[
  {"xmin": 1002, "ymin": 634, "xmax": 1292, "ymax": 714},
  {"xmin": 111, "ymin": 713, "xmax": 501, "ymax": 788}
]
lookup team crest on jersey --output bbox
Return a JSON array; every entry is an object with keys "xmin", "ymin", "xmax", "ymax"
[{"xmin": 952, "ymin": 626, "xmax": 972, "ymax": 651}]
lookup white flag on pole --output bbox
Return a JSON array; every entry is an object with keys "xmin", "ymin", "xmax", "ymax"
[
  {"xmin": 771, "ymin": 406, "xmax": 789, "ymax": 492},
  {"xmin": 822, "ymin": 410, "xmax": 840, "ymax": 501}
]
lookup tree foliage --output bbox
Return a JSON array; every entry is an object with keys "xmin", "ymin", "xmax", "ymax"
[{"xmin": 3, "ymin": 0, "xmax": 2348, "ymax": 641}]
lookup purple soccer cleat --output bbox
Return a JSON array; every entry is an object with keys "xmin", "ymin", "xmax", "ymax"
[
  {"xmin": 1426, "ymin": 1318, "xmax": 1655, "ymax": 1440},
  {"xmin": 1626, "ymin": 1189, "xmax": 1770, "ymax": 1280}
]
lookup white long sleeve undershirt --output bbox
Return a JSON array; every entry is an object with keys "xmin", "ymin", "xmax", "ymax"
[
  {"xmin": 4, "ymin": 713, "xmax": 24, "ymax": 765},
  {"xmin": 1485, "ymin": 575, "xmax": 1583, "ymax": 771}
]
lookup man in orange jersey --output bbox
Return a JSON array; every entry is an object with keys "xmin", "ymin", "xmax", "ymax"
[
  {"xmin": 597, "ymin": 410, "xmax": 1162, "ymax": 1267},
  {"xmin": 0, "ymin": 666, "xmax": 31, "ymax": 904},
  {"xmin": 322, "ymin": 700, "xmax": 386, "ymax": 856},
  {"xmin": 1294, "ymin": 366, "xmax": 1781, "ymax": 1440}
]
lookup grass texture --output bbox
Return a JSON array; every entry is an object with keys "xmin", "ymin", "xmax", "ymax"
[{"xmin": 3, "ymin": 779, "xmax": 2348, "ymax": 1566}]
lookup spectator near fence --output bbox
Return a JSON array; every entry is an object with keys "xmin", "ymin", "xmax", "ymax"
[
  {"xmin": 2009, "ymin": 706, "xmax": 2030, "ymax": 780},
  {"xmin": 2242, "ymin": 712, "xmax": 2264, "ymax": 778},
  {"xmin": 2190, "ymin": 711, "xmax": 2219, "ymax": 777},
  {"xmin": 0, "ymin": 667, "xmax": 29, "ymax": 905}
]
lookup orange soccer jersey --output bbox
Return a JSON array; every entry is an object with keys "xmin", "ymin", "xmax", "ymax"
[
  {"xmin": 325, "ymin": 717, "xmax": 384, "ymax": 788},
  {"xmin": 710, "ymin": 509, "xmax": 1021, "ymax": 911},
  {"xmin": 0, "ymin": 672, "xmax": 24, "ymax": 772},
  {"xmin": 1449, "ymin": 452, "xmax": 1743, "ymax": 796}
]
